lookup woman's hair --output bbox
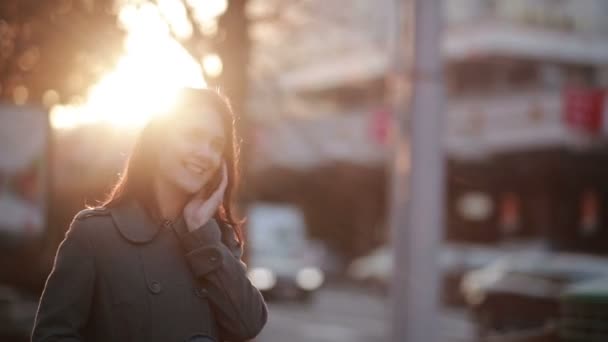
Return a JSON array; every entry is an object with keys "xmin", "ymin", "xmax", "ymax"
[{"xmin": 102, "ymin": 88, "xmax": 243, "ymax": 243}]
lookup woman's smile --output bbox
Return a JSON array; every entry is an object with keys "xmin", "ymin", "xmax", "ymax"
[{"xmin": 183, "ymin": 158, "xmax": 209, "ymax": 175}]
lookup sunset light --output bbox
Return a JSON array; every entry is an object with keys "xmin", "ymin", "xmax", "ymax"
[{"xmin": 49, "ymin": 0, "xmax": 223, "ymax": 130}]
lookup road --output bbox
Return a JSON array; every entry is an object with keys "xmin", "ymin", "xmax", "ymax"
[{"xmin": 257, "ymin": 285, "xmax": 475, "ymax": 342}]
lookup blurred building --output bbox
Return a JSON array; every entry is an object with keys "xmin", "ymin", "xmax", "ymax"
[
  {"xmin": 444, "ymin": 0, "xmax": 608, "ymax": 156},
  {"xmin": 443, "ymin": 0, "xmax": 608, "ymax": 249},
  {"xmin": 244, "ymin": 0, "xmax": 393, "ymax": 262},
  {"xmin": 245, "ymin": 0, "xmax": 608, "ymax": 258}
]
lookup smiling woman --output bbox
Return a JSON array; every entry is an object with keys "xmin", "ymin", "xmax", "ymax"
[
  {"xmin": 32, "ymin": 88, "xmax": 267, "ymax": 341},
  {"xmin": 103, "ymin": 88, "xmax": 243, "ymax": 235}
]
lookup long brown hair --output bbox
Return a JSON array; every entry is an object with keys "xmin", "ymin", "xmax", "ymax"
[{"xmin": 102, "ymin": 88, "xmax": 244, "ymax": 242}]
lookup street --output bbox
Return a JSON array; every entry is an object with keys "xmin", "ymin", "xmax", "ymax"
[{"xmin": 257, "ymin": 284, "xmax": 475, "ymax": 342}]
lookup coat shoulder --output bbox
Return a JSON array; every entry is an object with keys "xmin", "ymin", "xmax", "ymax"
[
  {"xmin": 72, "ymin": 207, "xmax": 114, "ymax": 235},
  {"xmin": 74, "ymin": 207, "xmax": 111, "ymax": 221},
  {"xmin": 70, "ymin": 207, "xmax": 115, "ymax": 247}
]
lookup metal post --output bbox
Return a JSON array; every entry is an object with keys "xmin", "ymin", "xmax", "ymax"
[{"xmin": 389, "ymin": 0, "xmax": 444, "ymax": 341}]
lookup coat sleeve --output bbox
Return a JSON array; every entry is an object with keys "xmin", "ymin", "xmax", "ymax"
[
  {"xmin": 172, "ymin": 218, "xmax": 268, "ymax": 341},
  {"xmin": 31, "ymin": 217, "xmax": 95, "ymax": 342}
]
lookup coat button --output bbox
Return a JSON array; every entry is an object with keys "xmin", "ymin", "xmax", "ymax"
[
  {"xmin": 195, "ymin": 287, "xmax": 208, "ymax": 298},
  {"xmin": 186, "ymin": 334, "xmax": 214, "ymax": 341},
  {"xmin": 148, "ymin": 281, "xmax": 162, "ymax": 294}
]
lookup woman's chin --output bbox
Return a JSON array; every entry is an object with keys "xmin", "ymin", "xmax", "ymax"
[
  {"xmin": 171, "ymin": 170, "xmax": 212, "ymax": 195},
  {"xmin": 187, "ymin": 184, "xmax": 206, "ymax": 195},
  {"xmin": 174, "ymin": 178, "xmax": 205, "ymax": 196}
]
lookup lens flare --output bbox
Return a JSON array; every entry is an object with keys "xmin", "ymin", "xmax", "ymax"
[
  {"xmin": 187, "ymin": 0, "xmax": 228, "ymax": 23},
  {"xmin": 202, "ymin": 53, "xmax": 223, "ymax": 78},
  {"xmin": 51, "ymin": 0, "xmax": 211, "ymax": 130}
]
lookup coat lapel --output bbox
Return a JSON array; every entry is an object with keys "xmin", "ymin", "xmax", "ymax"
[{"xmin": 110, "ymin": 199, "xmax": 161, "ymax": 244}]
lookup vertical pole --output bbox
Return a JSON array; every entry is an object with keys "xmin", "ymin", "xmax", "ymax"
[{"xmin": 389, "ymin": 0, "xmax": 444, "ymax": 341}]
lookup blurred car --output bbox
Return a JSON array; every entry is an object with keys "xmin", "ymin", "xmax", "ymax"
[
  {"xmin": 0, "ymin": 286, "xmax": 38, "ymax": 341},
  {"xmin": 461, "ymin": 247, "xmax": 608, "ymax": 341},
  {"xmin": 347, "ymin": 245, "xmax": 392, "ymax": 293},
  {"xmin": 559, "ymin": 277, "xmax": 608, "ymax": 341},
  {"xmin": 246, "ymin": 203, "xmax": 325, "ymax": 302},
  {"xmin": 347, "ymin": 242, "xmax": 508, "ymax": 305},
  {"xmin": 0, "ymin": 104, "xmax": 48, "ymax": 341}
]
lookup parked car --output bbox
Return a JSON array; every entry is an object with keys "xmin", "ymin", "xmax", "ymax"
[
  {"xmin": 347, "ymin": 242, "xmax": 508, "ymax": 305},
  {"xmin": 0, "ymin": 104, "xmax": 48, "ymax": 341},
  {"xmin": 559, "ymin": 277, "xmax": 608, "ymax": 341},
  {"xmin": 246, "ymin": 203, "xmax": 325, "ymax": 302},
  {"xmin": 461, "ymin": 247, "xmax": 608, "ymax": 341}
]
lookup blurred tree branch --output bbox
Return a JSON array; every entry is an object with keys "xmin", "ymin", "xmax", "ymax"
[
  {"xmin": 0, "ymin": 0, "xmax": 123, "ymax": 105},
  {"xmin": 0, "ymin": 0, "xmax": 251, "ymax": 121}
]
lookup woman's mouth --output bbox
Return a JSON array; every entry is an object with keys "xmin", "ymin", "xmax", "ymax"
[{"xmin": 183, "ymin": 159, "xmax": 208, "ymax": 175}]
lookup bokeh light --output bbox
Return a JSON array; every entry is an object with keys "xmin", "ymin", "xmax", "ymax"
[
  {"xmin": 42, "ymin": 90, "xmax": 60, "ymax": 108},
  {"xmin": 187, "ymin": 0, "xmax": 228, "ymax": 23},
  {"xmin": 50, "ymin": 105, "xmax": 79, "ymax": 130},
  {"xmin": 49, "ymin": 0, "xmax": 221, "ymax": 130},
  {"xmin": 202, "ymin": 53, "xmax": 223, "ymax": 78},
  {"xmin": 156, "ymin": 0, "xmax": 193, "ymax": 40},
  {"xmin": 13, "ymin": 86, "xmax": 28, "ymax": 105}
]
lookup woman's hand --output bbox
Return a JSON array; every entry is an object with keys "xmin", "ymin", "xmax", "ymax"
[{"xmin": 183, "ymin": 163, "xmax": 227, "ymax": 232}]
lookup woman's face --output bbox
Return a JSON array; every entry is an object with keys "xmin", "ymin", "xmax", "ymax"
[{"xmin": 157, "ymin": 105, "xmax": 226, "ymax": 195}]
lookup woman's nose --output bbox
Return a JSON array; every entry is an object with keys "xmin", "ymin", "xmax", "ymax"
[{"xmin": 193, "ymin": 144, "xmax": 219, "ymax": 162}]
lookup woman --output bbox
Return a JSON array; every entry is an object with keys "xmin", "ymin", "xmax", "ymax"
[{"xmin": 32, "ymin": 88, "xmax": 267, "ymax": 341}]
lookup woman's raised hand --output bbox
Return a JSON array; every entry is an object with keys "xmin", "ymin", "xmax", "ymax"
[{"xmin": 183, "ymin": 163, "xmax": 227, "ymax": 232}]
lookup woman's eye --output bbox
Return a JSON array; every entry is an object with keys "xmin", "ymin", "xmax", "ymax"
[
  {"xmin": 211, "ymin": 139, "xmax": 224, "ymax": 153},
  {"xmin": 187, "ymin": 130, "xmax": 205, "ymax": 142}
]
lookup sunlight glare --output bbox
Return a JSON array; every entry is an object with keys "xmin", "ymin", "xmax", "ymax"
[
  {"xmin": 50, "ymin": 105, "xmax": 80, "ymax": 130},
  {"xmin": 197, "ymin": 19, "xmax": 219, "ymax": 36},
  {"xmin": 50, "ymin": 0, "xmax": 207, "ymax": 130},
  {"xmin": 187, "ymin": 0, "xmax": 228, "ymax": 23},
  {"xmin": 202, "ymin": 53, "xmax": 223, "ymax": 78},
  {"xmin": 156, "ymin": 0, "xmax": 193, "ymax": 40}
]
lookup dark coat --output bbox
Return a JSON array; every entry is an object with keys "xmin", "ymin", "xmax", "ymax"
[{"xmin": 31, "ymin": 199, "xmax": 267, "ymax": 342}]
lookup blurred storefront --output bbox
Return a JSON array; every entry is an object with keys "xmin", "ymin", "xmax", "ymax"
[
  {"xmin": 244, "ymin": 0, "xmax": 608, "ymax": 265},
  {"xmin": 443, "ymin": 0, "xmax": 608, "ymax": 249},
  {"xmin": 244, "ymin": 0, "xmax": 394, "ymax": 265}
]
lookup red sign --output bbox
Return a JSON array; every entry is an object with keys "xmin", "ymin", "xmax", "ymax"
[
  {"xmin": 563, "ymin": 88, "xmax": 606, "ymax": 134},
  {"xmin": 370, "ymin": 107, "xmax": 392, "ymax": 145}
]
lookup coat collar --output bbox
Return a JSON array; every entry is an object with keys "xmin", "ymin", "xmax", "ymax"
[{"xmin": 110, "ymin": 199, "xmax": 162, "ymax": 244}]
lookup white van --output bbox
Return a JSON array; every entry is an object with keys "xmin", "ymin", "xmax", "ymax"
[{"xmin": 246, "ymin": 203, "xmax": 325, "ymax": 301}]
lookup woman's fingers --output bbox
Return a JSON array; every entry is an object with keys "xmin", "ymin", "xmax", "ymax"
[
  {"xmin": 219, "ymin": 162, "xmax": 228, "ymax": 193},
  {"xmin": 205, "ymin": 163, "xmax": 228, "ymax": 208},
  {"xmin": 183, "ymin": 162, "xmax": 228, "ymax": 231}
]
